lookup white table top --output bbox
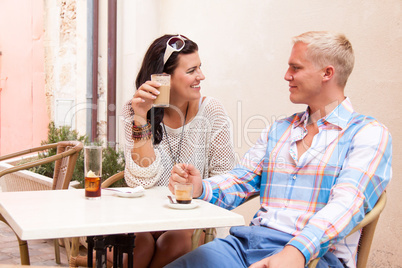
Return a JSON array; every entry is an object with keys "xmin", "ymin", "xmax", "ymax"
[{"xmin": 0, "ymin": 187, "xmax": 245, "ymax": 240}]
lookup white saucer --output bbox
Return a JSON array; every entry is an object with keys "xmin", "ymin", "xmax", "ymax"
[
  {"xmin": 167, "ymin": 200, "xmax": 199, "ymax": 210},
  {"xmin": 104, "ymin": 187, "xmax": 145, "ymax": 198},
  {"xmin": 115, "ymin": 191, "xmax": 144, "ymax": 198}
]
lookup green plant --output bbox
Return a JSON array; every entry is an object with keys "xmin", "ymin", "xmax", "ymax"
[
  {"xmin": 101, "ymin": 146, "xmax": 127, "ymax": 187},
  {"xmin": 29, "ymin": 121, "xmax": 126, "ymax": 188}
]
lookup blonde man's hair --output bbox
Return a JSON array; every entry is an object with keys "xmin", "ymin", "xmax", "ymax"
[{"xmin": 293, "ymin": 31, "xmax": 354, "ymax": 87}]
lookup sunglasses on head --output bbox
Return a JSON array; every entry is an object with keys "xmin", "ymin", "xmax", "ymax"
[{"xmin": 163, "ymin": 35, "xmax": 187, "ymax": 65}]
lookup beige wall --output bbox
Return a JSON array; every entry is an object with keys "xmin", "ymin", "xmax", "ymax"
[
  {"xmin": 44, "ymin": 0, "xmax": 88, "ymax": 133},
  {"xmin": 116, "ymin": 0, "xmax": 161, "ymax": 147},
  {"xmin": 130, "ymin": 0, "xmax": 401, "ymax": 266}
]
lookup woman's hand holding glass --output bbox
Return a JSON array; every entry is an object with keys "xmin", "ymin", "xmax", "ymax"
[
  {"xmin": 131, "ymin": 81, "xmax": 161, "ymax": 123},
  {"xmin": 169, "ymin": 164, "xmax": 203, "ymax": 198}
]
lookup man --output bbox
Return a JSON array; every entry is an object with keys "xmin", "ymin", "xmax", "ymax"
[{"xmin": 167, "ymin": 31, "xmax": 392, "ymax": 268}]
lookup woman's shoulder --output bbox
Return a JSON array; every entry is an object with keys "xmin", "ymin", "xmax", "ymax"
[{"xmin": 200, "ymin": 96, "xmax": 227, "ymax": 116}]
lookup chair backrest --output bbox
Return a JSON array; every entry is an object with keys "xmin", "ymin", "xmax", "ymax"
[
  {"xmin": 101, "ymin": 171, "xmax": 124, "ymax": 188},
  {"xmin": 52, "ymin": 141, "xmax": 83, "ymax": 190},
  {"xmin": 352, "ymin": 192, "xmax": 387, "ymax": 268},
  {"xmin": 0, "ymin": 141, "xmax": 83, "ymax": 192}
]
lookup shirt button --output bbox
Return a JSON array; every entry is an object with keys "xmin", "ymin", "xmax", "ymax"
[{"xmin": 293, "ymin": 175, "xmax": 297, "ymax": 180}]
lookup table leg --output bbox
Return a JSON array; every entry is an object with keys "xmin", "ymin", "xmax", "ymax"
[
  {"xmin": 112, "ymin": 234, "xmax": 135, "ymax": 267},
  {"xmin": 94, "ymin": 236, "xmax": 108, "ymax": 268},
  {"xmin": 87, "ymin": 236, "xmax": 94, "ymax": 267},
  {"xmin": 87, "ymin": 234, "xmax": 136, "ymax": 268},
  {"xmin": 112, "ymin": 238, "xmax": 120, "ymax": 267},
  {"xmin": 126, "ymin": 233, "xmax": 135, "ymax": 268},
  {"xmin": 111, "ymin": 236, "xmax": 122, "ymax": 268}
]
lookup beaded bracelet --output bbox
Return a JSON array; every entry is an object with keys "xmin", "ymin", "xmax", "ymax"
[{"xmin": 132, "ymin": 120, "xmax": 152, "ymax": 141}]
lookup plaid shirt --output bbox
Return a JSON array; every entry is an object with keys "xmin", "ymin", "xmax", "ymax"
[{"xmin": 200, "ymin": 98, "xmax": 392, "ymax": 267}]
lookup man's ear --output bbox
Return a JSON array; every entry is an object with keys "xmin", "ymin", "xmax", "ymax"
[{"xmin": 323, "ymin": 66, "xmax": 335, "ymax": 81}]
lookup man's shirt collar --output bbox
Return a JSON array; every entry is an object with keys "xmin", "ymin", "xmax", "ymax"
[{"xmin": 293, "ymin": 97, "xmax": 354, "ymax": 130}]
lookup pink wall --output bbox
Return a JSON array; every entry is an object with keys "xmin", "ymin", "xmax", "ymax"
[{"xmin": 0, "ymin": 0, "xmax": 49, "ymax": 155}]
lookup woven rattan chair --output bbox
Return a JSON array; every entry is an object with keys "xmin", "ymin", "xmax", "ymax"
[
  {"xmin": 308, "ymin": 192, "xmax": 387, "ymax": 268},
  {"xmin": 0, "ymin": 141, "xmax": 83, "ymax": 265}
]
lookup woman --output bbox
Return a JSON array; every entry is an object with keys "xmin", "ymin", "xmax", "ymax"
[{"xmin": 120, "ymin": 34, "xmax": 235, "ymax": 267}]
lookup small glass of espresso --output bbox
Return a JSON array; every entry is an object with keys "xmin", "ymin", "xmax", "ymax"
[
  {"xmin": 174, "ymin": 183, "xmax": 193, "ymax": 204},
  {"xmin": 84, "ymin": 146, "xmax": 102, "ymax": 200}
]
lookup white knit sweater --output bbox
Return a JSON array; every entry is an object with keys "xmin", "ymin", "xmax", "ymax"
[{"xmin": 123, "ymin": 97, "xmax": 235, "ymax": 188}]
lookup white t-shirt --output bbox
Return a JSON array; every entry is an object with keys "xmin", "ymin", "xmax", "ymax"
[{"xmin": 123, "ymin": 97, "xmax": 235, "ymax": 188}]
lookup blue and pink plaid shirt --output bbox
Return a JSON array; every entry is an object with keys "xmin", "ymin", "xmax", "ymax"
[{"xmin": 200, "ymin": 98, "xmax": 392, "ymax": 267}]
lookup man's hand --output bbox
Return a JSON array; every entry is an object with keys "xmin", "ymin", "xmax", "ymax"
[
  {"xmin": 169, "ymin": 163, "xmax": 203, "ymax": 197},
  {"xmin": 249, "ymin": 245, "xmax": 305, "ymax": 268}
]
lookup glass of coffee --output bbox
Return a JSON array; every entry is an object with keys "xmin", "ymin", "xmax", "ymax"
[
  {"xmin": 151, "ymin": 73, "xmax": 170, "ymax": 107},
  {"xmin": 84, "ymin": 146, "xmax": 102, "ymax": 200},
  {"xmin": 174, "ymin": 183, "xmax": 193, "ymax": 204}
]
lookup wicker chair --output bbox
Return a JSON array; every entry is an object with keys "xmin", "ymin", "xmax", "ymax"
[{"xmin": 0, "ymin": 141, "xmax": 83, "ymax": 265}]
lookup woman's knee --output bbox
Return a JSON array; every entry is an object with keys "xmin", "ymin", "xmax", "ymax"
[
  {"xmin": 156, "ymin": 230, "xmax": 193, "ymax": 255},
  {"xmin": 134, "ymin": 232, "xmax": 156, "ymax": 258},
  {"xmin": 135, "ymin": 232, "xmax": 155, "ymax": 248},
  {"xmin": 159, "ymin": 230, "xmax": 192, "ymax": 245},
  {"xmin": 132, "ymin": 232, "xmax": 156, "ymax": 268}
]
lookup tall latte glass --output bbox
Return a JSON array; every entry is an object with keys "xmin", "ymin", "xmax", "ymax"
[
  {"xmin": 151, "ymin": 74, "xmax": 170, "ymax": 107},
  {"xmin": 84, "ymin": 146, "xmax": 102, "ymax": 200}
]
